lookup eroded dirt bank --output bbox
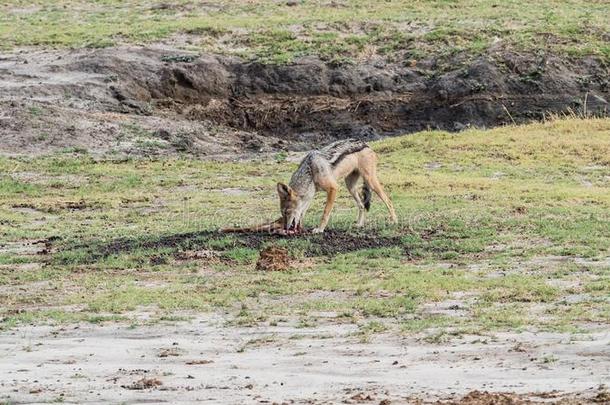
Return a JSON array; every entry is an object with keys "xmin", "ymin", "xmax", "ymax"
[
  {"xmin": 1, "ymin": 314, "xmax": 608, "ymax": 404},
  {"xmin": 0, "ymin": 46, "xmax": 608, "ymax": 156}
]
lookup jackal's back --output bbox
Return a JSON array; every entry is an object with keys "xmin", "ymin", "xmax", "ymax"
[
  {"xmin": 288, "ymin": 138, "xmax": 370, "ymax": 192},
  {"xmin": 319, "ymin": 139, "xmax": 369, "ymax": 167}
]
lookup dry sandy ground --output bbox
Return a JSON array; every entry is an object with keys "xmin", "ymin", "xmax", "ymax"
[
  {"xmin": 1, "ymin": 314, "xmax": 608, "ymax": 404},
  {"xmin": 0, "ymin": 48, "xmax": 282, "ymax": 158}
]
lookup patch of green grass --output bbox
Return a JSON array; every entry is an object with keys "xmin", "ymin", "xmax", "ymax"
[
  {"xmin": 0, "ymin": 310, "xmax": 125, "ymax": 331},
  {"xmin": 223, "ymin": 247, "xmax": 258, "ymax": 264},
  {"xmin": 0, "ymin": 177, "xmax": 41, "ymax": 196},
  {"xmin": 0, "ymin": 1, "xmax": 608, "ymax": 62},
  {"xmin": 401, "ymin": 315, "xmax": 456, "ymax": 334},
  {"xmin": 481, "ymin": 275, "xmax": 560, "ymax": 303},
  {"xmin": 84, "ymin": 286, "xmax": 205, "ymax": 313},
  {"xmin": 28, "ymin": 106, "xmax": 44, "ymax": 116},
  {"xmin": 540, "ymin": 354, "xmax": 559, "ymax": 364},
  {"xmin": 473, "ymin": 304, "xmax": 528, "ymax": 330},
  {"xmin": 355, "ymin": 320, "xmax": 389, "ymax": 342}
]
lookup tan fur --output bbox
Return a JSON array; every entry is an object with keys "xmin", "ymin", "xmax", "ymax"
[
  {"xmin": 278, "ymin": 141, "xmax": 397, "ymax": 233},
  {"xmin": 324, "ymin": 148, "xmax": 397, "ymax": 228},
  {"xmin": 353, "ymin": 149, "xmax": 397, "ymax": 223}
]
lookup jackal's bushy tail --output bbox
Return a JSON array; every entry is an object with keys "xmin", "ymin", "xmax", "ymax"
[{"xmin": 361, "ymin": 183, "xmax": 371, "ymax": 211}]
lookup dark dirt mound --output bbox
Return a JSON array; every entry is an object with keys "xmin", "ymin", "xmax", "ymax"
[
  {"xmin": 121, "ymin": 377, "xmax": 162, "ymax": 390},
  {"xmin": 112, "ymin": 50, "xmax": 608, "ymax": 140},
  {"xmin": 256, "ymin": 246, "xmax": 291, "ymax": 271},
  {"xmin": 57, "ymin": 229, "xmax": 406, "ymax": 264},
  {"xmin": 435, "ymin": 390, "xmax": 596, "ymax": 405},
  {"xmin": 441, "ymin": 391, "xmax": 535, "ymax": 405}
]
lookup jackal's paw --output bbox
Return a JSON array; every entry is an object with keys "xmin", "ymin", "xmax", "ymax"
[{"xmin": 311, "ymin": 227, "xmax": 325, "ymax": 234}]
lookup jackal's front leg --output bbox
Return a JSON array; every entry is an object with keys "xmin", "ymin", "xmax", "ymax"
[{"xmin": 312, "ymin": 185, "xmax": 337, "ymax": 233}]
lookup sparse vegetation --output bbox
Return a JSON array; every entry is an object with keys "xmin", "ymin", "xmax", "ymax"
[
  {"xmin": 1, "ymin": 1, "xmax": 608, "ymax": 62},
  {"xmin": 1, "ymin": 118, "xmax": 608, "ymax": 335}
]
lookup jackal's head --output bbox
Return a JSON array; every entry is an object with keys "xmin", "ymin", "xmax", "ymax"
[{"xmin": 277, "ymin": 182, "xmax": 298, "ymax": 230}]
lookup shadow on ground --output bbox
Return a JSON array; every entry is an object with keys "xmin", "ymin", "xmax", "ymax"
[{"xmin": 54, "ymin": 229, "xmax": 408, "ymax": 264}]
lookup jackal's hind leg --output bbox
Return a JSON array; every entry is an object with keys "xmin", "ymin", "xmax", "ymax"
[
  {"xmin": 345, "ymin": 171, "xmax": 365, "ymax": 227},
  {"xmin": 361, "ymin": 169, "xmax": 397, "ymax": 224}
]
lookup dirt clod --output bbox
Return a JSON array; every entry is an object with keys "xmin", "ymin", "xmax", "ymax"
[
  {"xmin": 121, "ymin": 377, "xmax": 163, "ymax": 390},
  {"xmin": 592, "ymin": 390, "xmax": 610, "ymax": 403},
  {"xmin": 185, "ymin": 359, "xmax": 214, "ymax": 365},
  {"xmin": 61, "ymin": 199, "xmax": 90, "ymax": 210},
  {"xmin": 158, "ymin": 348, "xmax": 181, "ymax": 358},
  {"xmin": 440, "ymin": 391, "xmax": 532, "ymax": 404},
  {"xmin": 349, "ymin": 392, "xmax": 374, "ymax": 402},
  {"xmin": 149, "ymin": 255, "xmax": 168, "ymax": 265},
  {"xmin": 434, "ymin": 390, "xmax": 596, "ymax": 404},
  {"xmin": 256, "ymin": 246, "xmax": 290, "ymax": 271}
]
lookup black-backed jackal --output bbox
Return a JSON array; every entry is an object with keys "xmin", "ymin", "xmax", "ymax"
[
  {"xmin": 222, "ymin": 139, "xmax": 397, "ymax": 234},
  {"xmin": 277, "ymin": 138, "xmax": 397, "ymax": 233}
]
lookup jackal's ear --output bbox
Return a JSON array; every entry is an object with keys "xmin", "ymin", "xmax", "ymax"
[{"xmin": 277, "ymin": 182, "xmax": 291, "ymax": 199}]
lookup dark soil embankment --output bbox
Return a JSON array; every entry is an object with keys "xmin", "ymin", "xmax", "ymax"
[
  {"xmin": 107, "ymin": 49, "xmax": 609, "ymax": 139},
  {"xmin": 0, "ymin": 47, "xmax": 608, "ymax": 155}
]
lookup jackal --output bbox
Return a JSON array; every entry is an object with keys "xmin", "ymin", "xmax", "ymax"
[{"xmin": 277, "ymin": 139, "xmax": 397, "ymax": 233}]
